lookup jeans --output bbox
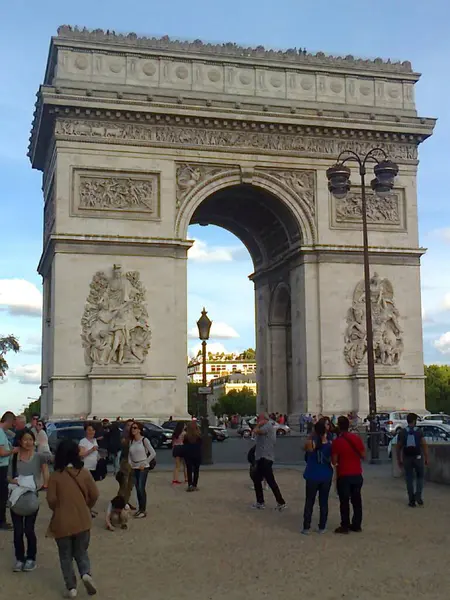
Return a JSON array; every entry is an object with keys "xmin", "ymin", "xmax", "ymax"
[
  {"xmin": 337, "ymin": 475, "xmax": 363, "ymax": 530},
  {"xmin": 253, "ymin": 458, "xmax": 285, "ymax": 505},
  {"xmin": 11, "ymin": 510, "xmax": 38, "ymax": 561},
  {"xmin": 56, "ymin": 531, "xmax": 91, "ymax": 591},
  {"xmin": 185, "ymin": 458, "xmax": 200, "ymax": 487},
  {"xmin": 133, "ymin": 468, "xmax": 149, "ymax": 511},
  {"xmin": 0, "ymin": 465, "xmax": 8, "ymax": 525},
  {"xmin": 403, "ymin": 456, "xmax": 424, "ymax": 503},
  {"xmin": 118, "ymin": 461, "xmax": 134, "ymax": 504},
  {"xmin": 303, "ymin": 479, "xmax": 332, "ymax": 530}
]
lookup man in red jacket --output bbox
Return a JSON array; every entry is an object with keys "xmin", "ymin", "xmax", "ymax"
[{"xmin": 332, "ymin": 415, "xmax": 366, "ymax": 534}]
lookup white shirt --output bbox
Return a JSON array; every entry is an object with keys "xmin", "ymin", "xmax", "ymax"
[
  {"xmin": 128, "ymin": 437, "xmax": 156, "ymax": 469},
  {"xmin": 79, "ymin": 437, "xmax": 99, "ymax": 471}
]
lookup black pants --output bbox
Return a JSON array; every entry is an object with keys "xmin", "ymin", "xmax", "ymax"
[
  {"xmin": 0, "ymin": 465, "xmax": 8, "ymax": 525},
  {"xmin": 254, "ymin": 458, "xmax": 285, "ymax": 505},
  {"xmin": 303, "ymin": 479, "xmax": 332, "ymax": 530},
  {"xmin": 337, "ymin": 475, "xmax": 363, "ymax": 530},
  {"xmin": 185, "ymin": 458, "xmax": 200, "ymax": 487},
  {"xmin": 11, "ymin": 510, "xmax": 38, "ymax": 562}
]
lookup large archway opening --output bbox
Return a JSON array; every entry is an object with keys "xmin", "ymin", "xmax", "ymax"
[{"xmin": 187, "ymin": 184, "xmax": 303, "ymax": 417}]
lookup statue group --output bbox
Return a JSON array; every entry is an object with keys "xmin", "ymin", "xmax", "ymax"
[
  {"xmin": 344, "ymin": 273, "xmax": 403, "ymax": 368},
  {"xmin": 81, "ymin": 264, "xmax": 152, "ymax": 366}
]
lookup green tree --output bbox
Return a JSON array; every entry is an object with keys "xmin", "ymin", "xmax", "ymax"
[
  {"xmin": 187, "ymin": 382, "xmax": 202, "ymax": 417},
  {"xmin": 24, "ymin": 397, "xmax": 41, "ymax": 422},
  {"xmin": 425, "ymin": 364, "xmax": 450, "ymax": 413},
  {"xmin": 212, "ymin": 387, "xmax": 257, "ymax": 417},
  {"xmin": 238, "ymin": 348, "xmax": 256, "ymax": 360},
  {"xmin": 0, "ymin": 334, "xmax": 20, "ymax": 378}
]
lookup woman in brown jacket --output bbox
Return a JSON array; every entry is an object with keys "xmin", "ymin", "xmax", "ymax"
[{"xmin": 47, "ymin": 439, "xmax": 99, "ymax": 598}]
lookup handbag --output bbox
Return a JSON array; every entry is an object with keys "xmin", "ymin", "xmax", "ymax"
[{"xmin": 8, "ymin": 454, "xmax": 40, "ymax": 517}]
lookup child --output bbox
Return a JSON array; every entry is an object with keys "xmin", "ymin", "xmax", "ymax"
[{"xmin": 106, "ymin": 495, "xmax": 130, "ymax": 531}]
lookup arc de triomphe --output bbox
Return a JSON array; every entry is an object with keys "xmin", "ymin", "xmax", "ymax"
[{"xmin": 29, "ymin": 27, "xmax": 435, "ymax": 420}]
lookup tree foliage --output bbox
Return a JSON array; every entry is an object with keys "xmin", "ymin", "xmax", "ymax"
[
  {"xmin": 187, "ymin": 382, "xmax": 202, "ymax": 417},
  {"xmin": 0, "ymin": 334, "xmax": 20, "ymax": 378},
  {"xmin": 212, "ymin": 387, "xmax": 257, "ymax": 417},
  {"xmin": 24, "ymin": 397, "xmax": 41, "ymax": 422},
  {"xmin": 425, "ymin": 364, "xmax": 450, "ymax": 413}
]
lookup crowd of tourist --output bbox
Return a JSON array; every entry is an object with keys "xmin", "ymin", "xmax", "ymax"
[{"xmin": 0, "ymin": 408, "xmax": 428, "ymax": 597}]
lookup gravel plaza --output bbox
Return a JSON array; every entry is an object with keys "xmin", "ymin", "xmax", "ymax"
[{"xmin": 1, "ymin": 466, "xmax": 449, "ymax": 600}]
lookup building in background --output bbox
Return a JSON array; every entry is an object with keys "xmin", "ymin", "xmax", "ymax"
[{"xmin": 187, "ymin": 350, "xmax": 256, "ymax": 384}]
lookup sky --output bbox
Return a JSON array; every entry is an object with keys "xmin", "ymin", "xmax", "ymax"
[{"xmin": 1, "ymin": 0, "xmax": 449, "ymax": 413}]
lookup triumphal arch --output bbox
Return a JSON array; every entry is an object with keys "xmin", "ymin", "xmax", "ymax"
[{"xmin": 29, "ymin": 26, "xmax": 435, "ymax": 419}]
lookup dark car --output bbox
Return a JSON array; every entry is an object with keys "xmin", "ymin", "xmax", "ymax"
[
  {"xmin": 118, "ymin": 421, "xmax": 172, "ymax": 449},
  {"xmin": 48, "ymin": 426, "xmax": 85, "ymax": 454},
  {"xmin": 162, "ymin": 420, "xmax": 228, "ymax": 442}
]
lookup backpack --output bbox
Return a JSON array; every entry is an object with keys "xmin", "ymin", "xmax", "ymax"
[
  {"xmin": 402, "ymin": 427, "xmax": 421, "ymax": 457},
  {"xmin": 142, "ymin": 437, "xmax": 156, "ymax": 471}
]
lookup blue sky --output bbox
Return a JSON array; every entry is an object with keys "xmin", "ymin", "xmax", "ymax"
[{"xmin": 1, "ymin": 0, "xmax": 449, "ymax": 413}]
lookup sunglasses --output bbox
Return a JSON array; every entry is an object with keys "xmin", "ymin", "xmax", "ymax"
[{"xmin": 131, "ymin": 426, "xmax": 139, "ymax": 430}]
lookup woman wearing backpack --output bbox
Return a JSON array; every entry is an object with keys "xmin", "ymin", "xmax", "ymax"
[
  {"xmin": 128, "ymin": 422, "xmax": 156, "ymax": 518},
  {"xmin": 47, "ymin": 438, "xmax": 99, "ymax": 597},
  {"xmin": 7, "ymin": 429, "xmax": 51, "ymax": 572}
]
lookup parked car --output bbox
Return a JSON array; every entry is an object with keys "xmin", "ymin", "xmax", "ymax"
[
  {"xmin": 421, "ymin": 414, "xmax": 450, "ymax": 425},
  {"xmin": 48, "ymin": 426, "xmax": 85, "ymax": 454},
  {"xmin": 161, "ymin": 420, "xmax": 228, "ymax": 442},
  {"xmin": 117, "ymin": 421, "xmax": 171, "ymax": 449},
  {"xmin": 378, "ymin": 411, "xmax": 417, "ymax": 435},
  {"xmin": 46, "ymin": 419, "xmax": 86, "ymax": 435},
  {"xmin": 388, "ymin": 422, "xmax": 450, "ymax": 458},
  {"xmin": 246, "ymin": 417, "xmax": 291, "ymax": 436}
]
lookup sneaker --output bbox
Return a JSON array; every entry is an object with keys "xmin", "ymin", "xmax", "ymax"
[
  {"xmin": 82, "ymin": 574, "xmax": 97, "ymax": 596},
  {"xmin": 0, "ymin": 522, "xmax": 13, "ymax": 531},
  {"xmin": 275, "ymin": 503, "xmax": 288, "ymax": 512},
  {"xmin": 23, "ymin": 560, "xmax": 37, "ymax": 572},
  {"xmin": 186, "ymin": 486, "xmax": 194, "ymax": 492},
  {"xmin": 133, "ymin": 510, "xmax": 142, "ymax": 518},
  {"xmin": 350, "ymin": 525, "xmax": 362, "ymax": 532},
  {"xmin": 64, "ymin": 590, "xmax": 77, "ymax": 598},
  {"xmin": 334, "ymin": 526, "xmax": 349, "ymax": 534},
  {"xmin": 408, "ymin": 501, "xmax": 416, "ymax": 508},
  {"xmin": 318, "ymin": 528, "xmax": 327, "ymax": 534},
  {"xmin": 301, "ymin": 529, "xmax": 309, "ymax": 535},
  {"xmin": 251, "ymin": 502, "xmax": 265, "ymax": 510},
  {"xmin": 135, "ymin": 511, "xmax": 146, "ymax": 519},
  {"xmin": 13, "ymin": 560, "xmax": 24, "ymax": 572},
  {"xmin": 417, "ymin": 499, "xmax": 424, "ymax": 507}
]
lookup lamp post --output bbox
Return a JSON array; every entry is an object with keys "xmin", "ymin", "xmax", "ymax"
[
  {"xmin": 197, "ymin": 307, "xmax": 213, "ymax": 465},
  {"xmin": 326, "ymin": 149, "xmax": 398, "ymax": 463}
]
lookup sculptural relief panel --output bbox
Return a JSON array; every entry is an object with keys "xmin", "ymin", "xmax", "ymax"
[
  {"xmin": 81, "ymin": 264, "xmax": 152, "ymax": 367},
  {"xmin": 330, "ymin": 187, "xmax": 406, "ymax": 231},
  {"xmin": 346, "ymin": 78, "xmax": 375, "ymax": 106},
  {"xmin": 258, "ymin": 168, "xmax": 316, "ymax": 217},
  {"xmin": 316, "ymin": 75, "xmax": 346, "ymax": 104},
  {"xmin": 72, "ymin": 168, "xmax": 160, "ymax": 220},
  {"xmin": 176, "ymin": 162, "xmax": 239, "ymax": 209},
  {"xmin": 344, "ymin": 273, "xmax": 403, "ymax": 368}
]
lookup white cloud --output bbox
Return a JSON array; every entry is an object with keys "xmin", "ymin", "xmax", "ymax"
[
  {"xmin": 434, "ymin": 332, "xmax": 450, "ymax": 355},
  {"xmin": 188, "ymin": 321, "xmax": 240, "ymax": 340},
  {"xmin": 188, "ymin": 239, "xmax": 244, "ymax": 263},
  {"xmin": 21, "ymin": 334, "xmax": 42, "ymax": 355},
  {"xmin": 422, "ymin": 309, "xmax": 434, "ymax": 324},
  {"xmin": 0, "ymin": 279, "xmax": 42, "ymax": 317},
  {"xmin": 442, "ymin": 294, "xmax": 450, "ymax": 311},
  {"xmin": 10, "ymin": 364, "xmax": 41, "ymax": 385}
]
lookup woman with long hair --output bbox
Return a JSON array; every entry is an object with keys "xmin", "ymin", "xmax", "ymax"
[
  {"xmin": 183, "ymin": 421, "xmax": 202, "ymax": 492},
  {"xmin": 128, "ymin": 422, "xmax": 156, "ymax": 519},
  {"xmin": 302, "ymin": 420, "xmax": 334, "ymax": 535},
  {"xmin": 171, "ymin": 422, "xmax": 187, "ymax": 485},
  {"xmin": 7, "ymin": 429, "xmax": 50, "ymax": 572},
  {"xmin": 47, "ymin": 439, "xmax": 99, "ymax": 598}
]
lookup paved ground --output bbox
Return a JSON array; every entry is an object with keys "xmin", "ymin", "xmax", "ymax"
[{"xmin": 1, "ymin": 465, "xmax": 449, "ymax": 599}]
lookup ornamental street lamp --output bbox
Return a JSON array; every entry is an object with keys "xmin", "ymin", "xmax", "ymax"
[
  {"xmin": 197, "ymin": 307, "xmax": 213, "ymax": 465},
  {"xmin": 327, "ymin": 149, "xmax": 398, "ymax": 463}
]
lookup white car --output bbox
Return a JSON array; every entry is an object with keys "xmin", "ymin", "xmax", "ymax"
[
  {"xmin": 388, "ymin": 422, "xmax": 450, "ymax": 457},
  {"xmin": 421, "ymin": 414, "xmax": 450, "ymax": 425}
]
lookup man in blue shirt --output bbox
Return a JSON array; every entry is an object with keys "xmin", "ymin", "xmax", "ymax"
[{"xmin": 0, "ymin": 411, "xmax": 19, "ymax": 530}]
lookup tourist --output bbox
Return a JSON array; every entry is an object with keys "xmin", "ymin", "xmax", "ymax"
[
  {"xmin": 28, "ymin": 414, "xmax": 40, "ymax": 436},
  {"xmin": 105, "ymin": 495, "xmax": 129, "ymax": 531},
  {"xmin": 117, "ymin": 420, "xmax": 134, "ymax": 508},
  {"xmin": 331, "ymin": 416, "xmax": 365, "ymax": 534},
  {"xmin": 302, "ymin": 420, "xmax": 333, "ymax": 534},
  {"xmin": 78, "ymin": 423, "xmax": 100, "ymax": 481},
  {"xmin": 128, "ymin": 422, "xmax": 156, "ymax": 518},
  {"xmin": 183, "ymin": 421, "xmax": 202, "ymax": 492},
  {"xmin": 35, "ymin": 419, "xmax": 50, "ymax": 489},
  {"xmin": 397, "ymin": 413, "xmax": 428, "ymax": 507},
  {"xmin": 47, "ymin": 439, "xmax": 99, "ymax": 597},
  {"xmin": 12, "ymin": 415, "xmax": 27, "ymax": 446},
  {"xmin": 0, "ymin": 411, "xmax": 18, "ymax": 531},
  {"xmin": 171, "ymin": 421, "xmax": 187, "ymax": 485},
  {"xmin": 251, "ymin": 413, "xmax": 287, "ymax": 511},
  {"xmin": 8, "ymin": 429, "xmax": 51, "ymax": 572}
]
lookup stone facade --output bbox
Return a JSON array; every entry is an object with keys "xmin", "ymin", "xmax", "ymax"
[{"xmin": 29, "ymin": 27, "xmax": 435, "ymax": 419}]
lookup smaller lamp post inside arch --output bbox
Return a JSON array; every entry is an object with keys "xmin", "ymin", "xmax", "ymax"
[
  {"xmin": 326, "ymin": 150, "xmax": 398, "ymax": 463},
  {"xmin": 197, "ymin": 308, "xmax": 213, "ymax": 465}
]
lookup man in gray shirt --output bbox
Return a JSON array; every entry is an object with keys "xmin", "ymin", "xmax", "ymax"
[{"xmin": 252, "ymin": 413, "xmax": 286, "ymax": 510}]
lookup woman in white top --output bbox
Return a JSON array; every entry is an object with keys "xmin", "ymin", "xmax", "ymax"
[
  {"xmin": 78, "ymin": 423, "xmax": 100, "ymax": 481},
  {"xmin": 128, "ymin": 422, "xmax": 156, "ymax": 519},
  {"xmin": 35, "ymin": 420, "xmax": 50, "ymax": 489}
]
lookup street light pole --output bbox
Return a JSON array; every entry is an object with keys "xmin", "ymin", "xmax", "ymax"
[
  {"xmin": 327, "ymin": 150, "xmax": 398, "ymax": 463},
  {"xmin": 197, "ymin": 308, "xmax": 213, "ymax": 465}
]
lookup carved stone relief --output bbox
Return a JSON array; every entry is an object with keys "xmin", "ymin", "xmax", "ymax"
[
  {"xmin": 331, "ymin": 188, "xmax": 405, "ymax": 230},
  {"xmin": 261, "ymin": 169, "xmax": 315, "ymax": 217},
  {"xmin": 72, "ymin": 169, "xmax": 160, "ymax": 220},
  {"xmin": 55, "ymin": 118, "xmax": 418, "ymax": 162},
  {"xmin": 176, "ymin": 163, "xmax": 232, "ymax": 209},
  {"xmin": 81, "ymin": 264, "xmax": 152, "ymax": 367},
  {"xmin": 344, "ymin": 273, "xmax": 403, "ymax": 368}
]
